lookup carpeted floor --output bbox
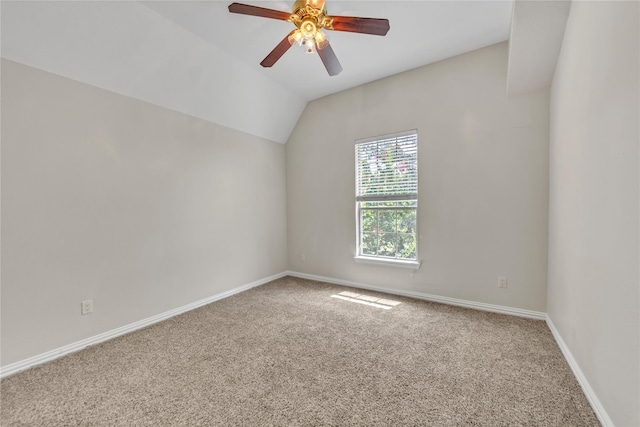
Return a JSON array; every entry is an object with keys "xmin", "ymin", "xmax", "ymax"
[{"xmin": 1, "ymin": 276, "xmax": 599, "ymax": 426}]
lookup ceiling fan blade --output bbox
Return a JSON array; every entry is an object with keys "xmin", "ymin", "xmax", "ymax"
[
  {"xmin": 330, "ymin": 16, "xmax": 390, "ymax": 36},
  {"xmin": 228, "ymin": 3, "xmax": 291, "ymax": 21},
  {"xmin": 261, "ymin": 31, "xmax": 296, "ymax": 68},
  {"xmin": 317, "ymin": 43, "xmax": 343, "ymax": 76}
]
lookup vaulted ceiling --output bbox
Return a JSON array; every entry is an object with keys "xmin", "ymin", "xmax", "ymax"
[{"xmin": 1, "ymin": 1, "xmax": 569, "ymax": 143}]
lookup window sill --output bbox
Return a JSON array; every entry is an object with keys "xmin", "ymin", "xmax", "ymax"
[{"xmin": 354, "ymin": 256, "xmax": 421, "ymax": 270}]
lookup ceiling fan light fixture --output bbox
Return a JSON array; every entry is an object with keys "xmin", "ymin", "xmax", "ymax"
[
  {"xmin": 300, "ymin": 19, "xmax": 317, "ymax": 37},
  {"xmin": 289, "ymin": 29, "xmax": 313, "ymax": 53},
  {"xmin": 314, "ymin": 29, "xmax": 329, "ymax": 50},
  {"xmin": 303, "ymin": 39, "xmax": 315, "ymax": 54},
  {"xmin": 289, "ymin": 29, "xmax": 302, "ymax": 44},
  {"xmin": 290, "ymin": 25, "xmax": 328, "ymax": 54}
]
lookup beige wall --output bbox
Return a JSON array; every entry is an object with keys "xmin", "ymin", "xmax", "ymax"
[
  {"xmin": 1, "ymin": 59, "xmax": 288, "ymax": 366},
  {"xmin": 286, "ymin": 43, "xmax": 550, "ymax": 312},
  {"xmin": 548, "ymin": 2, "xmax": 639, "ymax": 425}
]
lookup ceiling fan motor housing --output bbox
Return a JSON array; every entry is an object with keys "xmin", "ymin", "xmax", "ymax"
[{"xmin": 290, "ymin": 0, "xmax": 334, "ymax": 31}]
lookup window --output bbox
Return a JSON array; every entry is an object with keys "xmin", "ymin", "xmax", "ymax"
[{"xmin": 355, "ymin": 130, "xmax": 419, "ymax": 267}]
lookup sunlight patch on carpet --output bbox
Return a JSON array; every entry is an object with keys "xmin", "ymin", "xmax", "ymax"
[{"xmin": 330, "ymin": 291, "xmax": 401, "ymax": 310}]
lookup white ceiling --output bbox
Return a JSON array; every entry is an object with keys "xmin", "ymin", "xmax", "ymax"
[{"xmin": 1, "ymin": 1, "xmax": 515, "ymax": 143}]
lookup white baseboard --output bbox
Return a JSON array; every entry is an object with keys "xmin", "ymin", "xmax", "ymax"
[
  {"xmin": 545, "ymin": 315, "xmax": 614, "ymax": 427},
  {"xmin": 285, "ymin": 271, "xmax": 546, "ymax": 320},
  {"xmin": 0, "ymin": 271, "xmax": 288, "ymax": 379}
]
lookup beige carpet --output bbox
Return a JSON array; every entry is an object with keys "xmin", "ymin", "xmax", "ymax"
[{"xmin": 1, "ymin": 276, "xmax": 599, "ymax": 426}]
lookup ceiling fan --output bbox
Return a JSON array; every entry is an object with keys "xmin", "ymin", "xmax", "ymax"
[{"xmin": 228, "ymin": 0, "xmax": 390, "ymax": 76}]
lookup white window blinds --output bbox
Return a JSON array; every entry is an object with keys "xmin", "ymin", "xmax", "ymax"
[{"xmin": 355, "ymin": 130, "xmax": 418, "ymax": 201}]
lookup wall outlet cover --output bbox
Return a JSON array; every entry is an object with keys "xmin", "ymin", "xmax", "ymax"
[{"xmin": 81, "ymin": 299, "xmax": 93, "ymax": 315}]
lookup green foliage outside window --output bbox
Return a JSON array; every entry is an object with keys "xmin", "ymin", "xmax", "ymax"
[{"xmin": 360, "ymin": 206, "xmax": 417, "ymax": 259}]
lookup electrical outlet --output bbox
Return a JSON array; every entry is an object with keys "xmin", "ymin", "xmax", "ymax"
[
  {"xmin": 498, "ymin": 276, "xmax": 508, "ymax": 288},
  {"xmin": 81, "ymin": 299, "xmax": 93, "ymax": 315},
  {"xmin": 301, "ymin": 253, "xmax": 306, "ymax": 262}
]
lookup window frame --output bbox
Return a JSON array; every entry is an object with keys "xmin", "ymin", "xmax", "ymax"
[{"xmin": 354, "ymin": 130, "xmax": 421, "ymax": 269}]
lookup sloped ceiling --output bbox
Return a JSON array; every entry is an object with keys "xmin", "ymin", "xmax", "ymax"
[
  {"xmin": 1, "ymin": 1, "xmax": 305, "ymax": 143},
  {"xmin": 2, "ymin": 1, "xmax": 517, "ymax": 143}
]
